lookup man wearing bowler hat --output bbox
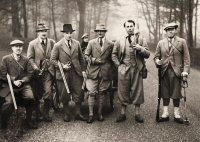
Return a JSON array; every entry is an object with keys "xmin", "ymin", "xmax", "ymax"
[
  {"xmin": 154, "ymin": 22, "xmax": 190, "ymax": 124},
  {"xmin": 50, "ymin": 24, "xmax": 87, "ymax": 122},
  {"xmin": 85, "ymin": 24, "xmax": 114, "ymax": 123},
  {"xmin": 0, "ymin": 40, "xmax": 37, "ymax": 130},
  {"xmin": 27, "ymin": 23, "xmax": 55, "ymax": 122}
]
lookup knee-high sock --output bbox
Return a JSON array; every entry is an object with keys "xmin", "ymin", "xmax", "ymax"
[
  {"xmin": 135, "ymin": 104, "xmax": 140, "ymax": 115},
  {"xmin": 121, "ymin": 104, "xmax": 126, "ymax": 115},
  {"xmin": 98, "ymin": 94, "xmax": 105, "ymax": 115},
  {"xmin": 88, "ymin": 95, "xmax": 95, "ymax": 116}
]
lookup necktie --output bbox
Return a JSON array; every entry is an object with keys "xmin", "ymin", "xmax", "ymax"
[
  {"xmin": 128, "ymin": 35, "xmax": 132, "ymax": 44},
  {"xmin": 99, "ymin": 38, "xmax": 103, "ymax": 47},
  {"xmin": 169, "ymin": 38, "xmax": 172, "ymax": 51},
  {"xmin": 67, "ymin": 40, "xmax": 71, "ymax": 50},
  {"xmin": 41, "ymin": 40, "xmax": 45, "ymax": 47}
]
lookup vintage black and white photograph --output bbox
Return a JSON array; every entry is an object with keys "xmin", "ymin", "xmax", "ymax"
[{"xmin": 0, "ymin": 0, "xmax": 200, "ymax": 141}]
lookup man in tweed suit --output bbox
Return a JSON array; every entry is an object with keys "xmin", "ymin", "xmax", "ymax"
[
  {"xmin": 154, "ymin": 23, "xmax": 190, "ymax": 124},
  {"xmin": 27, "ymin": 23, "xmax": 55, "ymax": 122}
]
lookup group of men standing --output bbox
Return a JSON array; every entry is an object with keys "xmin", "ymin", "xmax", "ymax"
[{"xmin": 0, "ymin": 19, "xmax": 190, "ymax": 133}]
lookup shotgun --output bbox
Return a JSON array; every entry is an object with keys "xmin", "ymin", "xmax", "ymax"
[{"xmin": 6, "ymin": 74, "xmax": 17, "ymax": 110}]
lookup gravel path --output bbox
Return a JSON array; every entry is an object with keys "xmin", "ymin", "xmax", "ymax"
[{"xmin": 1, "ymin": 52, "xmax": 200, "ymax": 142}]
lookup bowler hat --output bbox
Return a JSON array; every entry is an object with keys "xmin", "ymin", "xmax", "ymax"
[
  {"xmin": 164, "ymin": 23, "xmax": 178, "ymax": 31},
  {"xmin": 61, "ymin": 24, "xmax": 75, "ymax": 33},
  {"xmin": 94, "ymin": 24, "xmax": 107, "ymax": 32},
  {"xmin": 10, "ymin": 40, "xmax": 24, "ymax": 46},
  {"xmin": 36, "ymin": 23, "xmax": 49, "ymax": 32},
  {"xmin": 81, "ymin": 33, "xmax": 89, "ymax": 39}
]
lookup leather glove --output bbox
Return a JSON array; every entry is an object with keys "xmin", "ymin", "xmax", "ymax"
[
  {"xmin": 181, "ymin": 72, "xmax": 188, "ymax": 77},
  {"xmin": 155, "ymin": 59, "xmax": 163, "ymax": 66}
]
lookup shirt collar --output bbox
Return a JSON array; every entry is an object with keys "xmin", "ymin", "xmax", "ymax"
[
  {"xmin": 64, "ymin": 38, "xmax": 72, "ymax": 46},
  {"xmin": 98, "ymin": 37, "xmax": 105, "ymax": 42},
  {"xmin": 38, "ymin": 37, "xmax": 47, "ymax": 44}
]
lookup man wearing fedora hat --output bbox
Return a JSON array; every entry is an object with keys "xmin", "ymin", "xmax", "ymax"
[
  {"xmin": 27, "ymin": 23, "xmax": 55, "ymax": 122},
  {"xmin": 50, "ymin": 24, "xmax": 87, "ymax": 122},
  {"xmin": 0, "ymin": 40, "xmax": 37, "ymax": 130},
  {"xmin": 154, "ymin": 22, "xmax": 190, "ymax": 124},
  {"xmin": 84, "ymin": 24, "xmax": 114, "ymax": 123},
  {"xmin": 112, "ymin": 20, "xmax": 150, "ymax": 123}
]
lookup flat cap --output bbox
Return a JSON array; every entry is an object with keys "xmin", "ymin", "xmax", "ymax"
[
  {"xmin": 10, "ymin": 40, "xmax": 24, "ymax": 46},
  {"xmin": 164, "ymin": 23, "xmax": 178, "ymax": 31},
  {"xmin": 94, "ymin": 24, "xmax": 107, "ymax": 32},
  {"xmin": 36, "ymin": 23, "xmax": 49, "ymax": 32}
]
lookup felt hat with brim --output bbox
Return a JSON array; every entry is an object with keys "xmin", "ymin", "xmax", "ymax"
[
  {"xmin": 61, "ymin": 24, "xmax": 75, "ymax": 33},
  {"xmin": 94, "ymin": 24, "xmax": 107, "ymax": 32},
  {"xmin": 81, "ymin": 33, "xmax": 89, "ymax": 39},
  {"xmin": 10, "ymin": 40, "xmax": 24, "ymax": 46},
  {"xmin": 164, "ymin": 23, "xmax": 178, "ymax": 31},
  {"xmin": 36, "ymin": 23, "xmax": 49, "ymax": 32}
]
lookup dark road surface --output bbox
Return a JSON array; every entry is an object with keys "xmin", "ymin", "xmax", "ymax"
[{"xmin": 0, "ymin": 51, "xmax": 200, "ymax": 142}]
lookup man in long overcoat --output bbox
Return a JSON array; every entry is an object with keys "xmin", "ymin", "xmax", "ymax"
[
  {"xmin": 112, "ymin": 20, "xmax": 150, "ymax": 123},
  {"xmin": 154, "ymin": 23, "xmax": 190, "ymax": 124},
  {"xmin": 50, "ymin": 24, "xmax": 87, "ymax": 122},
  {"xmin": 27, "ymin": 23, "xmax": 55, "ymax": 122},
  {"xmin": 0, "ymin": 40, "xmax": 36, "ymax": 130},
  {"xmin": 85, "ymin": 24, "xmax": 114, "ymax": 123}
]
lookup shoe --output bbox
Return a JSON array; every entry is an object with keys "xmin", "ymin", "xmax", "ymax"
[
  {"xmin": 43, "ymin": 116, "xmax": 52, "ymax": 122},
  {"xmin": 64, "ymin": 114, "xmax": 70, "ymax": 122},
  {"xmin": 174, "ymin": 117, "xmax": 184, "ymax": 124},
  {"xmin": 87, "ymin": 115, "xmax": 94, "ymax": 123},
  {"xmin": 98, "ymin": 114, "xmax": 104, "ymax": 122},
  {"xmin": 158, "ymin": 117, "xmax": 169, "ymax": 122},
  {"xmin": 116, "ymin": 114, "xmax": 126, "ymax": 123},
  {"xmin": 135, "ymin": 115, "xmax": 144, "ymax": 123},
  {"xmin": 26, "ymin": 121, "xmax": 38, "ymax": 129},
  {"xmin": 75, "ymin": 114, "xmax": 87, "ymax": 121}
]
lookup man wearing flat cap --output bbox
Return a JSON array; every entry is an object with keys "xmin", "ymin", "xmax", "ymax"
[
  {"xmin": 50, "ymin": 24, "xmax": 87, "ymax": 122},
  {"xmin": 84, "ymin": 24, "xmax": 114, "ymax": 123},
  {"xmin": 112, "ymin": 20, "xmax": 150, "ymax": 123},
  {"xmin": 154, "ymin": 22, "xmax": 190, "ymax": 124},
  {"xmin": 0, "ymin": 40, "xmax": 37, "ymax": 130},
  {"xmin": 27, "ymin": 23, "xmax": 55, "ymax": 122}
]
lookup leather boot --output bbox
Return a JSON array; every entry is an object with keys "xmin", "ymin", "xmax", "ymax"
[
  {"xmin": 26, "ymin": 107, "xmax": 38, "ymax": 129},
  {"xmin": 43, "ymin": 100, "xmax": 52, "ymax": 122}
]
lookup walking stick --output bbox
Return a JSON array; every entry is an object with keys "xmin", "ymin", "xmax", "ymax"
[
  {"xmin": 156, "ymin": 62, "xmax": 162, "ymax": 122},
  {"xmin": 57, "ymin": 61, "xmax": 74, "ymax": 106},
  {"xmin": 7, "ymin": 74, "xmax": 17, "ymax": 110},
  {"xmin": 182, "ymin": 76, "xmax": 190, "ymax": 125},
  {"xmin": 82, "ymin": 57, "xmax": 91, "ymax": 90}
]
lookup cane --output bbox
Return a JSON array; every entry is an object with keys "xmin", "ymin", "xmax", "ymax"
[{"xmin": 181, "ymin": 76, "xmax": 190, "ymax": 125}]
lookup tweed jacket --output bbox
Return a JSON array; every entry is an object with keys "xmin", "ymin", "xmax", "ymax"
[
  {"xmin": 27, "ymin": 37, "xmax": 55, "ymax": 73},
  {"xmin": 85, "ymin": 38, "xmax": 114, "ymax": 80},
  {"xmin": 0, "ymin": 54, "xmax": 34, "ymax": 97},
  {"xmin": 154, "ymin": 36, "xmax": 190, "ymax": 77},
  {"xmin": 112, "ymin": 35, "xmax": 150, "ymax": 72},
  {"xmin": 50, "ymin": 38, "xmax": 86, "ymax": 80}
]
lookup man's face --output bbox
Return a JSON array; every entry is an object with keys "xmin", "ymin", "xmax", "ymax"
[
  {"xmin": 12, "ymin": 45, "xmax": 23, "ymax": 55},
  {"xmin": 83, "ymin": 37, "xmax": 89, "ymax": 42},
  {"xmin": 166, "ymin": 28, "xmax": 176, "ymax": 38},
  {"xmin": 37, "ymin": 30, "xmax": 48, "ymax": 39},
  {"xmin": 63, "ymin": 32, "xmax": 72, "ymax": 40},
  {"xmin": 96, "ymin": 31, "xmax": 106, "ymax": 38},
  {"xmin": 125, "ymin": 22, "xmax": 134, "ymax": 35}
]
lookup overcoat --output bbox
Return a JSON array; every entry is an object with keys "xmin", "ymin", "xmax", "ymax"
[
  {"xmin": 85, "ymin": 38, "xmax": 114, "ymax": 80},
  {"xmin": 154, "ymin": 36, "xmax": 190, "ymax": 78}
]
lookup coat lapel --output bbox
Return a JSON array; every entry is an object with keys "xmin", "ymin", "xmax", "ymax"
[
  {"xmin": 94, "ymin": 38, "xmax": 102, "ymax": 54},
  {"xmin": 36, "ymin": 38, "xmax": 45, "ymax": 56},
  {"xmin": 101, "ymin": 39, "xmax": 109, "ymax": 55},
  {"xmin": 169, "ymin": 36, "xmax": 180, "ymax": 55},
  {"xmin": 61, "ymin": 38, "xmax": 71, "ymax": 56},
  {"xmin": 70, "ymin": 39, "xmax": 77, "ymax": 55},
  {"xmin": 46, "ymin": 38, "xmax": 51, "ymax": 57}
]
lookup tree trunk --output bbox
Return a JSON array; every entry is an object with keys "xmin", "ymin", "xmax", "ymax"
[
  {"xmin": 179, "ymin": 0, "xmax": 184, "ymax": 38},
  {"xmin": 11, "ymin": 0, "xmax": 21, "ymax": 37},
  {"xmin": 187, "ymin": 0, "xmax": 194, "ymax": 48},
  {"xmin": 76, "ymin": 0, "xmax": 86, "ymax": 41},
  {"xmin": 51, "ymin": 0, "xmax": 57, "ymax": 41},
  {"xmin": 194, "ymin": 0, "xmax": 199, "ymax": 48},
  {"xmin": 22, "ymin": 0, "xmax": 28, "ymax": 38}
]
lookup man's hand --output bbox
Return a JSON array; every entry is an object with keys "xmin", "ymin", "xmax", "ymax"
[
  {"xmin": 33, "ymin": 66, "xmax": 41, "ymax": 74},
  {"xmin": 155, "ymin": 59, "xmax": 163, "ymax": 66},
  {"xmin": 13, "ymin": 80, "xmax": 23, "ymax": 87},
  {"xmin": 132, "ymin": 44, "xmax": 142, "ymax": 51},
  {"xmin": 62, "ymin": 62, "xmax": 71, "ymax": 71},
  {"xmin": 95, "ymin": 58, "xmax": 103, "ymax": 65},
  {"xmin": 181, "ymin": 72, "xmax": 188, "ymax": 78}
]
